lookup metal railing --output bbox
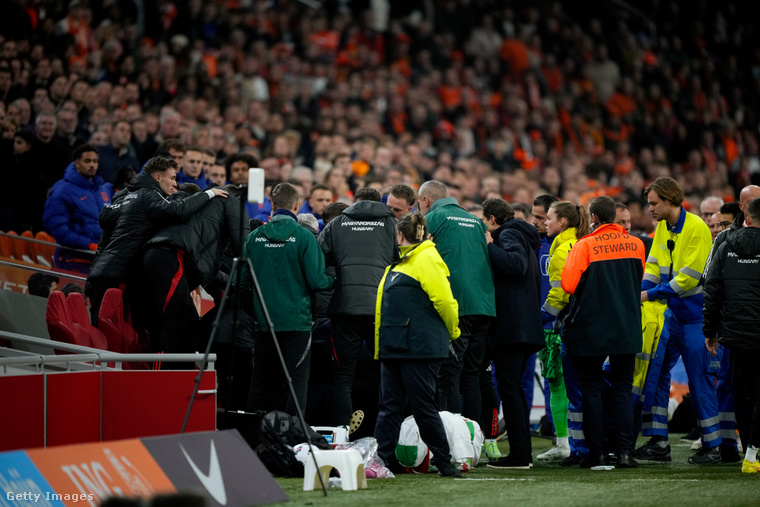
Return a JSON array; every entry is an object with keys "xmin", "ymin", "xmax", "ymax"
[{"xmin": 0, "ymin": 330, "xmax": 216, "ymax": 373}]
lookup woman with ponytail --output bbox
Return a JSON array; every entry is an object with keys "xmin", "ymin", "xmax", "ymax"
[
  {"xmin": 537, "ymin": 201, "xmax": 590, "ymax": 463},
  {"xmin": 373, "ymin": 212, "xmax": 463, "ymax": 477}
]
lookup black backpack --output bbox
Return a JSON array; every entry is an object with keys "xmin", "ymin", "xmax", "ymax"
[{"xmin": 256, "ymin": 411, "xmax": 331, "ymax": 477}]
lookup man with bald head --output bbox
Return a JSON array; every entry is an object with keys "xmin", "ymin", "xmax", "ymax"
[
  {"xmin": 418, "ymin": 180, "xmax": 496, "ymax": 422},
  {"xmin": 704, "ymin": 184, "xmax": 760, "ymax": 459}
]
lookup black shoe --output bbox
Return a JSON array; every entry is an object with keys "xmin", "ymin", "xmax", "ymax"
[
  {"xmin": 617, "ymin": 453, "xmax": 638, "ymax": 468},
  {"xmin": 606, "ymin": 453, "xmax": 618, "ymax": 465},
  {"xmin": 579, "ymin": 455, "xmax": 607, "ymax": 469},
  {"xmin": 631, "ymin": 440, "xmax": 672, "ymax": 462},
  {"xmin": 486, "ymin": 455, "xmax": 532, "ymax": 470},
  {"xmin": 559, "ymin": 453, "xmax": 584, "ymax": 467},
  {"xmin": 689, "ymin": 446, "xmax": 721, "ymax": 465},
  {"xmin": 720, "ymin": 446, "xmax": 742, "ymax": 464},
  {"xmin": 680, "ymin": 427, "xmax": 701, "ymax": 442},
  {"xmin": 437, "ymin": 462, "xmax": 463, "ymax": 477}
]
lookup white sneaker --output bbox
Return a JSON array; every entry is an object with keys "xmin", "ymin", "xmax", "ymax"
[
  {"xmin": 691, "ymin": 438, "xmax": 703, "ymax": 450},
  {"xmin": 537, "ymin": 445, "xmax": 571, "ymax": 461}
]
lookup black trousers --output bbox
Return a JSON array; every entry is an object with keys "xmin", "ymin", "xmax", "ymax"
[
  {"xmin": 375, "ymin": 359, "xmax": 451, "ymax": 468},
  {"xmin": 331, "ymin": 315, "xmax": 377, "ymax": 426},
  {"xmin": 248, "ymin": 330, "xmax": 311, "ymax": 416},
  {"xmin": 734, "ymin": 348, "xmax": 760, "ymax": 449},
  {"xmin": 438, "ymin": 315, "xmax": 491, "ymax": 419},
  {"xmin": 572, "ymin": 354, "xmax": 635, "ymax": 457},
  {"xmin": 140, "ymin": 247, "xmax": 199, "ymax": 365},
  {"xmin": 493, "ymin": 346, "xmax": 533, "ymax": 460}
]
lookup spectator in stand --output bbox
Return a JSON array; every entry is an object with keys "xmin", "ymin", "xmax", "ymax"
[
  {"xmin": 43, "ymin": 144, "xmax": 110, "ymax": 274},
  {"xmin": 207, "ymin": 160, "xmax": 227, "ymax": 187},
  {"xmin": 225, "ymin": 152, "xmax": 272, "ymax": 222},
  {"xmin": 97, "ymin": 120, "xmax": 139, "ymax": 184},
  {"xmin": 27, "ymin": 273, "xmax": 59, "ymax": 298},
  {"xmin": 157, "ymin": 139, "xmax": 187, "ymax": 169},
  {"xmin": 178, "ymin": 146, "xmax": 211, "ymax": 187},
  {"xmin": 298, "ymin": 184, "xmax": 332, "ymax": 231},
  {"xmin": 701, "ymin": 196, "xmax": 724, "ymax": 223}
]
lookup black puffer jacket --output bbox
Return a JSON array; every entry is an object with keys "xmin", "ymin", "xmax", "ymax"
[
  {"xmin": 88, "ymin": 173, "xmax": 211, "ymax": 282},
  {"xmin": 703, "ymin": 226, "xmax": 760, "ymax": 350},
  {"xmin": 487, "ymin": 219, "xmax": 544, "ymax": 352},
  {"xmin": 319, "ymin": 200, "xmax": 397, "ymax": 316},
  {"xmin": 145, "ymin": 194, "xmax": 249, "ymax": 289}
]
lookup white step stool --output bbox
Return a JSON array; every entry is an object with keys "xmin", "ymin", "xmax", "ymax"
[{"xmin": 303, "ymin": 449, "xmax": 367, "ymax": 491}]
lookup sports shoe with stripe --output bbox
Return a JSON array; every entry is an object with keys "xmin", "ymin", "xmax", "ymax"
[
  {"xmin": 688, "ymin": 446, "xmax": 721, "ymax": 465},
  {"xmin": 537, "ymin": 444, "xmax": 571, "ymax": 461},
  {"xmin": 484, "ymin": 440, "xmax": 502, "ymax": 460}
]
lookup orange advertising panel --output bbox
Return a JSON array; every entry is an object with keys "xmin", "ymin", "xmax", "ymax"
[{"xmin": 27, "ymin": 439, "xmax": 176, "ymax": 506}]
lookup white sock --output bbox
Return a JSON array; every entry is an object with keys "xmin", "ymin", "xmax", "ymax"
[
  {"xmin": 557, "ymin": 437, "xmax": 569, "ymax": 448},
  {"xmin": 746, "ymin": 445, "xmax": 758, "ymax": 463},
  {"xmin": 485, "ymin": 438, "xmax": 496, "ymax": 444}
]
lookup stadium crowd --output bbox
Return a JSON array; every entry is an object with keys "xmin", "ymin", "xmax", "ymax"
[{"xmin": 1, "ymin": 0, "xmax": 760, "ymax": 476}]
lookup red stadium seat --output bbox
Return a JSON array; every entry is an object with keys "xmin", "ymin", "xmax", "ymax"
[
  {"xmin": 97, "ymin": 288, "xmax": 148, "ymax": 369},
  {"xmin": 67, "ymin": 292, "xmax": 108, "ymax": 350},
  {"xmin": 46, "ymin": 291, "xmax": 92, "ymax": 353}
]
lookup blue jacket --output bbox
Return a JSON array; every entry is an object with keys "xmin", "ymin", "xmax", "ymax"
[
  {"xmin": 298, "ymin": 200, "xmax": 325, "ymax": 231},
  {"xmin": 536, "ymin": 233, "xmax": 555, "ymax": 329},
  {"xmin": 96, "ymin": 144, "xmax": 140, "ymax": 184},
  {"xmin": 177, "ymin": 170, "xmax": 211, "ymax": 188},
  {"xmin": 43, "ymin": 162, "xmax": 111, "ymax": 249},
  {"xmin": 246, "ymin": 197, "xmax": 273, "ymax": 223}
]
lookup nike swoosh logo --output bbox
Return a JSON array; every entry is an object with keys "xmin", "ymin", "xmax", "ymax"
[
  {"xmin": 180, "ymin": 440, "xmax": 227, "ymax": 505},
  {"xmin": 80, "ymin": 196, "xmax": 87, "ymax": 200}
]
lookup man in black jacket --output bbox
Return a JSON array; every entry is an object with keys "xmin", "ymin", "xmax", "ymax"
[
  {"xmin": 319, "ymin": 187, "xmax": 397, "ymax": 431},
  {"xmin": 481, "ymin": 198, "xmax": 545, "ymax": 469},
  {"xmin": 704, "ymin": 184, "xmax": 760, "ymax": 459},
  {"xmin": 86, "ymin": 157, "xmax": 227, "ymax": 325},
  {"xmin": 139, "ymin": 184, "xmax": 249, "ymax": 361},
  {"xmin": 704, "ymin": 197, "xmax": 760, "ymax": 474}
]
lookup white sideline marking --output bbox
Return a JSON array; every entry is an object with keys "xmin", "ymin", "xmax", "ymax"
[
  {"xmin": 619, "ymin": 479, "xmax": 699, "ymax": 482},
  {"xmin": 455, "ymin": 478, "xmax": 535, "ymax": 481}
]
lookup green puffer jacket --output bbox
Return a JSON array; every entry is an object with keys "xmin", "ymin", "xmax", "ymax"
[
  {"xmin": 238, "ymin": 213, "xmax": 334, "ymax": 331},
  {"xmin": 424, "ymin": 197, "xmax": 496, "ymax": 317}
]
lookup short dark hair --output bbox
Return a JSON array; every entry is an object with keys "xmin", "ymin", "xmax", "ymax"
[
  {"xmin": 533, "ymin": 194, "xmax": 558, "ymax": 212},
  {"xmin": 322, "ymin": 202, "xmax": 349, "ymax": 224},
  {"xmin": 271, "ymin": 182, "xmax": 300, "ymax": 210},
  {"xmin": 144, "ymin": 156, "xmax": 178, "ymax": 176},
  {"xmin": 748, "ymin": 197, "xmax": 760, "ymax": 222},
  {"xmin": 178, "ymin": 183, "xmax": 202, "ymax": 194},
  {"xmin": 72, "ymin": 143, "xmax": 98, "ymax": 160},
  {"xmin": 355, "ymin": 187, "xmax": 381, "ymax": 202},
  {"xmin": 114, "ymin": 166, "xmax": 137, "ymax": 190},
  {"xmin": 589, "ymin": 195, "xmax": 617, "ymax": 224},
  {"xmin": 389, "ymin": 184, "xmax": 416, "ymax": 206},
  {"xmin": 615, "ymin": 202, "xmax": 628, "ymax": 211},
  {"xmin": 158, "ymin": 139, "xmax": 187, "ymax": 153},
  {"xmin": 511, "ymin": 202, "xmax": 531, "ymax": 218},
  {"xmin": 645, "ymin": 177, "xmax": 684, "ymax": 207},
  {"xmin": 720, "ymin": 202, "xmax": 740, "ymax": 217},
  {"xmin": 482, "ymin": 198, "xmax": 514, "ymax": 225},
  {"xmin": 27, "ymin": 273, "xmax": 59, "ymax": 298},
  {"xmin": 309, "ymin": 184, "xmax": 332, "ymax": 198},
  {"xmin": 60, "ymin": 283, "xmax": 85, "ymax": 297}
]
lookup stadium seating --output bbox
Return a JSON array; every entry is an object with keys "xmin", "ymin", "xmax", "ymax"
[{"xmin": 45, "ymin": 291, "xmax": 92, "ymax": 353}]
